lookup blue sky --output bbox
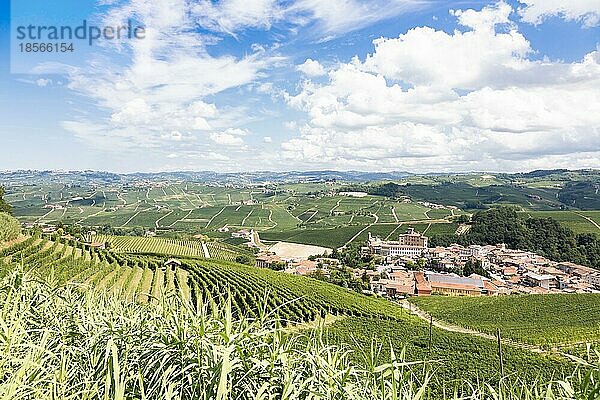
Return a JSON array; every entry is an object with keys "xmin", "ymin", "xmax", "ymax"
[{"xmin": 0, "ymin": 0, "xmax": 599, "ymax": 173}]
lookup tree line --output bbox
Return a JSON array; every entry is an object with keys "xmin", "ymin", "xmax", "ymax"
[{"xmin": 430, "ymin": 207, "xmax": 600, "ymax": 269}]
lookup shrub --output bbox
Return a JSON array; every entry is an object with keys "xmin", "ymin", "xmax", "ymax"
[{"xmin": 0, "ymin": 212, "xmax": 20, "ymax": 242}]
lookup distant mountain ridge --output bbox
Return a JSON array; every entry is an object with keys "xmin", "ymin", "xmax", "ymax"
[{"xmin": 0, "ymin": 169, "xmax": 597, "ymax": 185}]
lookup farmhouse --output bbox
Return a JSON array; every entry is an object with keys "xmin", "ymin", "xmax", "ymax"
[
  {"xmin": 339, "ymin": 191, "xmax": 368, "ymax": 197},
  {"xmin": 256, "ymin": 253, "xmax": 286, "ymax": 269}
]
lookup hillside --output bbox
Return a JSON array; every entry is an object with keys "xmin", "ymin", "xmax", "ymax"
[
  {"xmin": 3, "ymin": 272, "xmax": 596, "ymax": 399},
  {"xmin": 0, "ymin": 232, "xmax": 576, "ymax": 392},
  {"xmin": 0, "ymin": 212, "xmax": 20, "ymax": 242},
  {"xmin": 0, "ymin": 234, "xmax": 399, "ymax": 322},
  {"xmin": 410, "ymin": 295, "xmax": 600, "ymax": 348}
]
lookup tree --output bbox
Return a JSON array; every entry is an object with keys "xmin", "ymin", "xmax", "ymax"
[
  {"xmin": 462, "ymin": 207, "xmax": 600, "ymax": 270},
  {"xmin": 463, "ymin": 259, "xmax": 489, "ymax": 278},
  {"xmin": 0, "ymin": 187, "xmax": 12, "ymax": 214},
  {"xmin": 235, "ymin": 254, "xmax": 253, "ymax": 266}
]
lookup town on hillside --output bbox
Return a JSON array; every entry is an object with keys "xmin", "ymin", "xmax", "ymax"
[{"xmin": 256, "ymin": 228, "xmax": 600, "ymax": 297}]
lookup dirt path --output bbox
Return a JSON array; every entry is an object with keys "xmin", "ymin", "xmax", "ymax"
[
  {"xmin": 155, "ymin": 210, "xmax": 173, "ymax": 228},
  {"xmin": 577, "ymin": 213, "xmax": 600, "ymax": 232},
  {"xmin": 344, "ymin": 223, "xmax": 374, "ymax": 247},
  {"xmin": 399, "ymin": 300, "xmax": 549, "ymax": 355},
  {"xmin": 391, "ymin": 207, "xmax": 399, "ymax": 223},
  {"xmin": 241, "ymin": 209, "xmax": 253, "ymax": 226},
  {"xmin": 201, "ymin": 241, "xmax": 211, "ymax": 258},
  {"xmin": 206, "ymin": 207, "xmax": 226, "ymax": 228},
  {"xmin": 330, "ymin": 199, "xmax": 341, "ymax": 215}
]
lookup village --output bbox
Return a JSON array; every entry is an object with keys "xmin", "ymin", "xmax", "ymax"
[{"xmin": 256, "ymin": 228, "xmax": 600, "ymax": 297}]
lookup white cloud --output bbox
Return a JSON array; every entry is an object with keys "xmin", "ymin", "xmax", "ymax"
[
  {"xmin": 63, "ymin": 0, "xmax": 276, "ymax": 159},
  {"xmin": 36, "ymin": 78, "xmax": 52, "ymax": 87},
  {"xmin": 283, "ymin": 2, "xmax": 600, "ymax": 172},
  {"xmin": 209, "ymin": 128, "xmax": 249, "ymax": 147},
  {"xmin": 297, "ymin": 59, "xmax": 326, "ymax": 76},
  {"xmin": 263, "ymin": 136, "xmax": 273, "ymax": 143},
  {"xmin": 518, "ymin": 0, "xmax": 600, "ymax": 27},
  {"xmin": 192, "ymin": 0, "xmax": 285, "ymax": 34},
  {"xmin": 190, "ymin": 0, "xmax": 427, "ymax": 38},
  {"xmin": 293, "ymin": 0, "xmax": 427, "ymax": 37}
]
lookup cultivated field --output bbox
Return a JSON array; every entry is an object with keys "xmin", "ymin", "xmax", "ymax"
[{"xmin": 410, "ymin": 295, "xmax": 600, "ymax": 347}]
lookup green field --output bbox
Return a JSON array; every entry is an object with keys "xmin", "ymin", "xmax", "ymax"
[
  {"xmin": 410, "ymin": 295, "xmax": 600, "ymax": 347},
  {"xmin": 324, "ymin": 316, "xmax": 569, "ymax": 390},
  {"xmin": 524, "ymin": 211, "xmax": 600, "ymax": 235},
  {"xmin": 6, "ymin": 182, "xmax": 462, "ymax": 248},
  {"xmin": 91, "ymin": 234, "xmax": 250, "ymax": 262},
  {"xmin": 5, "ymin": 170, "xmax": 599, "ymax": 250}
]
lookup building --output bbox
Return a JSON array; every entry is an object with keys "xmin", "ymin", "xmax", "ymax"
[
  {"xmin": 164, "ymin": 259, "xmax": 182, "ymax": 270},
  {"xmin": 414, "ymin": 271, "xmax": 432, "ymax": 296},
  {"xmin": 398, "ymin": 228, "xmax": 428, "ymax": 247},
  {"xmin": 286, "ymin": 260, "xmax": 321, "ymax": 276},
  {"xmin": 256, "ymin": 253, "xmax": 286, "ymax": 269},
  {"xmin": 523, "ymin": 272, "xmax": 555, "ymax": 290},
  {"xmin": 426, "ymin": 273, "xmax": 491, "ymax": 296},
  {"xmin": 339, "ymin": 191, "xmax": 368, "ymax": 197},
  {"xmin": 231, "ymin": 229, "xmax": 253, "ymax": 240},
  {"xmin": 365, "ymin": 228, "xmax": 428, "ymax": 258}
]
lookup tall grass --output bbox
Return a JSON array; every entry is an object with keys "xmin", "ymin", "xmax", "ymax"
[{"xmin": 0, "ymin": 269, "xmax": 599, "ymax": 400}]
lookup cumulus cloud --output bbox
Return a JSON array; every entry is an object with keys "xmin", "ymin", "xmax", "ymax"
[
  {"xmin": 518, "ymin": 0, "xmax": 600, "ymax": 27},
  {"xmin": 283, "ymin": 1, "xmax": 600, "ymax": 172},
  {"xmin": 209, "ymin": 128, "xmax": 249, "ymax": 147},
  {"xmin": 297, "ymin": 59, "xmax": 326, "ymax": 76}
]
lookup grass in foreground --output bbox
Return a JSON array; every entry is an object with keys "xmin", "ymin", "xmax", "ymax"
[
  {"xmin": 410, "ymin": 294, "xmax": 600, "ymax": 347},
  {"xmin": 2, "ymin": 270, "xmax": 600, "ymax": 399}
]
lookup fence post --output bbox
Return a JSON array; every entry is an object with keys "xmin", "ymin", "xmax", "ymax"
[
  {"xmin": 428, "ymin": 315, "xmax": 433, "ymax": 355},
  {"xmin": 497, "ymin": 328, "xmax": 504, "ymax": 378}
]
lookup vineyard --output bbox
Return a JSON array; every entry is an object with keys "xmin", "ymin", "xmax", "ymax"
[
  {"xmin": 90, "ymin": 234, "xmax": 249, "ymax": 262},
  {"xmin": 0, "ymin": 233, "xmax": 578, "ymax": 392},
  {"xmin": 324, "ymin": 316, "xmax": 571, "ymax": 390},
  {"xmin": 0, "ymin": 234, "xmax": 400, "ymax": 323},
  {"xmin": 2, "ymin": 274, "xmax": 593, "ymax": 400},
  {"xmin": 410, "ymin": 294, "xmax": 600, "ymax": 347}
]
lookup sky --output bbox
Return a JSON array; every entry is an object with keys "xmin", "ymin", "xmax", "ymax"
[{"xmin": 0, "ymin": 0, "xmax": 599, "ymax": 173}]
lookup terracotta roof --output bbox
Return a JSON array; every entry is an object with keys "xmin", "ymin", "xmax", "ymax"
[
  {"xmin": 483, "ymin": 280, "xmax": 498, "ymax": 292},
  {"xmin": 430, "ymin": 281, "xmax": 481, "ymax": 292}
]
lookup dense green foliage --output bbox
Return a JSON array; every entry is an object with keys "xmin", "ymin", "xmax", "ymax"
[
  {"xmin": 0, "ymin": 187, "xmax": 11, "ymax": 214},
  {"xmin": 0, "ymin": 212, "xmax": 20, "ymax": 242},
  {"xmin": 410, "ymin": 294, "xmax": 600, "ymax": 347},
  {"xmin": 558, "ymin": 181, "xmax": 600, "ymax": 210}
]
